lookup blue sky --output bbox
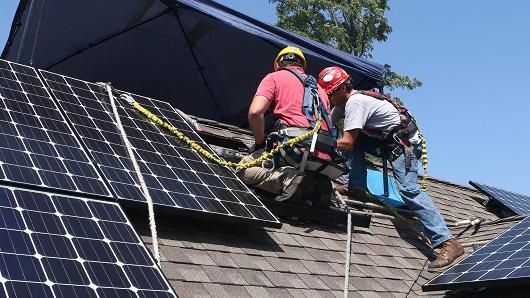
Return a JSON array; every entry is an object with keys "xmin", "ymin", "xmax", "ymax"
[{"xmin": 1, "ymin": 0, "xmax": 529, "ymax": 196}]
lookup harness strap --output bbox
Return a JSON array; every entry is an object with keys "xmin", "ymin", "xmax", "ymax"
[{"xmin": 280, "ymin": 67, "xmax": 334, "ymax": 133}]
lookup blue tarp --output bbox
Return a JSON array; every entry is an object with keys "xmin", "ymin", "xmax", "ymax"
[
  {"xmin": 367, "ymin": 169, "xmax": 405, "ymax": 208},
  {"xmin": 3, "ymin": 0, "xmax": 386, "ymax": 126}
]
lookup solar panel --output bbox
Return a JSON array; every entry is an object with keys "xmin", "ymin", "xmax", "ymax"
[
  {"xmin": 39, "ymin": 70, "xmax": 280, "ymax": 227},
  {"xmin": 0, "ymin": 59, "xmax": 111, "ymax": 197},
  {"xmin": 0, "ymin": 185, "xmax": 176, "ymax": 297},
  {"xmin": 470, "ymin": 181, "xmax": 530, "ymax": 216},
  {"xmin": 423, "ymin": 216, "xmax": 530, "ymax": 291}
]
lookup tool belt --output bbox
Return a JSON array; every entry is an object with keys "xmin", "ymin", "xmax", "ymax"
[
  {"xmin": 374, "ymin": 121, "xmax": 420, "ymax": 169},
  {"xmin": 266, "ymin": 127, "xmax": 347, "ymax": 179}
]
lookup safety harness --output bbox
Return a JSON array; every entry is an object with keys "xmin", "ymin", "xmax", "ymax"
[
  {"xmin": 265, "ymin": 68, "xmax": 346, "ymax": 179},
  {"xmin": 357, "ymin": 90, "xmax": 429, "ymax": 191}
]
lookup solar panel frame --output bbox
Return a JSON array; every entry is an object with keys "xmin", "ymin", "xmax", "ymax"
[
  {"xmin": 0, "ymin": 59, "xmax": 112, "ymax": 198},
  {"xmin": 470, "ymin": 181, "xmax": 530, "ymax": 216},
  {"xmin": 0, "ymin": 185, "xmax": 176, "ymax": 297},
  {"xmin": 39, "ymin": 70, "xmax": 280, "ymax": 227},
  {"xmin": 423, "ymin": 216, "xmax": 530, "ymax": 291}
]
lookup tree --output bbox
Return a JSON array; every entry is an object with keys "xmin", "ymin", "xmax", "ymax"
[{"xmin": 269, "ymin": 0, "xmax": 422, "ymax": 90}]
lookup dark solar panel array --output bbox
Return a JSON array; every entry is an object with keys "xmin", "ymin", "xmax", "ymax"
[
  {"xmin": 39, "ymin": 70, "xmax": 280, "ymax": 227},
  {"xmin": 0, "ymin": 59, "xmax": 111, "ymax": 197},
  {"xmin": 470, "ymin": 181, "xmax": 530, "ymax": 216},
  {"xmin": 0, "ymin": 185, "xmax": 176, "ymax": 297},
  {"xmin": 423, "ymin": 216, "xmax": 530, "ymax": 291}
]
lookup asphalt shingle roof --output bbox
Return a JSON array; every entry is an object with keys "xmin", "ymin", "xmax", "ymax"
[
  {"xmin": 130, "ymin": 170, "xmax": 524, "ymax": 297},
  {"xmin": 122, "ymin": 121, "xmax": 528, "ymax": 297}
]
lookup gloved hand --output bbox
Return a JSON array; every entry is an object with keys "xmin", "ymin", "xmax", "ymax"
[{"xmin": 249, "ymin": 142, "xmax": 265, "ymax": 153}]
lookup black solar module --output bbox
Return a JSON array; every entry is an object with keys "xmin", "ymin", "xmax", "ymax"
[
  {"xmin": 423, "ymin": 216, "xmax": 530, "ymax": 291},
  {"xmin": 470, "ymin": 181, "xmax": 530, "ymax": 216},
  {"xmin": 39, "ymin": 70, "xmax": 280, "ymax": 227},
  {"xmin": 0, "ymin": 59, "xmax": 111, "ymax": 197},
  {"xmin": 0, "ymin": 185, "xmax": 176, "ymax": 297}
]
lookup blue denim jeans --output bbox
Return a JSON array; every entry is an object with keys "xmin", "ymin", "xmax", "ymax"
[{"xmin": 344, "ymin": 138, "xmax": 453, "ymax": 248}]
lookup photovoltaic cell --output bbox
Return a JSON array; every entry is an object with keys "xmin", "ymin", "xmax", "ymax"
[
  {"xmin": 39, "ymin": 70, "xmax": 280, "ymax": 227},
  {"xmin": 0, "ymin": 185, "xmax": 176, "ymax": 297},
  {"xmin": 423, "ymin": 216, "xmax": 530, "ymax": 291},
  {"xmin": 470, "ymin": 181, "xmax": 530, "ymax": 216},
  {"xmin": 0, "ymin": 59, "xmax": 110, "ymax": 197}
]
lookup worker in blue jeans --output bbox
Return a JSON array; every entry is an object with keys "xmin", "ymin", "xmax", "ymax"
[{"xmin": 318, "ymin": 66, "xmax": 464, "ymax": 272}]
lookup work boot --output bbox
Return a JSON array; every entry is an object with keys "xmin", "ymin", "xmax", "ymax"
[
  {"xmin": 335, "ymin": 184, "xmax": 369, "ymax": 202},
  {"xmin": 275, "ymin": 175, "xmax": 305, "ymax": 203},
  {"xmin": 427, "ymin": 238, "xmax": 465, "ymax": 272}
]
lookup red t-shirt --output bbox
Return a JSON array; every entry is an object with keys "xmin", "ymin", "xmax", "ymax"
[
  {"xmin": 255, "ymin": 66, "xmax": 331, "ymax": 159},
  {"xmin": 255, "ymin": 66, "xmax": 331, "ymax": 131}
]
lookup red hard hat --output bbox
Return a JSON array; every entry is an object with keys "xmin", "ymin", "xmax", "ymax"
[{"xmin": 318, "ymin": 66, "xmax": 350, "ymax": 95}]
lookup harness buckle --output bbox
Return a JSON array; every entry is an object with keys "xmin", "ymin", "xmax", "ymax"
[{"xmin": 261, "ymin": 158, "xmax": 275, "ymax": 172}]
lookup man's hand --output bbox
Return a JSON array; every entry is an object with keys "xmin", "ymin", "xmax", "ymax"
[{"xmin": 337, "ymin": 129, "xmax": 359, "ymax": 152}]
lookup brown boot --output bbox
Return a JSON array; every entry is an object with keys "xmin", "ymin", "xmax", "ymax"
[
  {"xmin": 335, "ymin": 185, "xmax": 369, "ymax": 202},
  {"xmin": 427, "ymin": 239, "xmax": 465, "ymax": 272}
]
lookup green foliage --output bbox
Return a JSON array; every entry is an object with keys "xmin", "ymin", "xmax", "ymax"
[
  {"xmin": 383, "ymin": 64, "xmax": 423, "ymax": 91},
  {"xmin": 269, "ymin": 0, "xmax": 422, "ymax": 90}
]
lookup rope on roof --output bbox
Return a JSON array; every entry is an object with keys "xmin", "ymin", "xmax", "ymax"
[{"xmin": 104, "ymin": 83, "xmax": 161, "ymax": 265}]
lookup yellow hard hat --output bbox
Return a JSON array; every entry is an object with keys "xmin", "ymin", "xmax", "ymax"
[{"xmin": 274, "ymin": 46, "xmax": 306, "ymax": 71}]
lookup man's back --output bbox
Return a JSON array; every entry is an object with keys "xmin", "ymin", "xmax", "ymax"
[
  {"xmin": 333, "ymin": 92, "xmax": 400, "ymax": 133},
  {"xmin": 255, "ymin": 66, "xmax": 330, "ymax": 130}
]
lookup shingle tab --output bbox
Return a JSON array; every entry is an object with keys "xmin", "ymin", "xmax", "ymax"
[
  {"xmin": 161, "ymin": 246, "xmax": 216, "ymax": 265},
  {"xmin": 306, "ymin": 248, "xmax": 344, "ymax": 263},
  {"xmin": 300, "ymin": 260, "xmax": 337, "ymax": 275},
  {"xmin": 245, "ymin": 286, "xmax": 295, "ymax": 298},
  {"xmin": 367, "ymin": 255, "xmax": 398, "ymax": 268},
  {"xmin": 170, "ymin": 280, "xmax": 211, "ymax": 297},
  {"xmin": 318, "ymin": 275, "xmax": 345, "ymax": 291},
  {"xmin": 297, "ymin": 273, "xmax": 331, "ymax": 290},
  {"xmin": 229, "ymin": 253, "xmax": 275, "ymax": 271},
  {"xmin": 162, "ymin": 262, "xmax": 211, "ymax": 282},
  {"xmin": 265, "ymin": 256, "xmax": 310, "ymax": 274},
  {"xmin": 300, "ymin": 289, "xmax": 338, "ymax": 298},
  {"xmin": 377, "ymin": 278, "xmax": 410, "ymax": 293},
  {"xmin": 292, "ymin": 235, "xmax": 329, "ymax": 250},
  {"xmin": 207, "ymin": 251, "xmax": 239, "ymax": 268},
  {"xmin": 202, "ymin": 266, "xmax": 248, "ymax": 285},
  {"xmin": 349, "ymin": 277, "xmax": 386, "ymax": 292},
  {"xmin": 353, "ymin": 265, "xmax": 383, "ymax": 278},
  {"xmin": 321, "ymin": 238, "xmax": 346, "ymax": 251},
  {"xmin": 197, "ymin": 234, "xmax": 245, "ymax": 253},
  {"xmin": 203, "ymin": 284, "xmax": 251, "ymax": 297},
  {"xmin": 243, "ymin": 286, "xmax": 270, "ymax": 297},
  {"xmin": 269, "ymin": 231, "xmax": 301, "ymax": 246},
  {"xmin": 263, "ymin": 271, "xmax": 309, "ymax": 289},
  {"xmin": 276, "ymin": 245, "xmax": 315, "ymax": 261},
  {"xmin": 238, "ymin": 269, "xmax": 274, "ymax": 287}
]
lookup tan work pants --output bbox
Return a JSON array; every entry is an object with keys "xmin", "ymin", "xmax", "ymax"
[{"xmin": 235, "ymin": 149, "xmax": 299, "ymax": 195}]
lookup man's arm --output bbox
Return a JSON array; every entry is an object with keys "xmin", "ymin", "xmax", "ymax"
[
  {"xmin": 248, "ymin": 95, "xmax": 270, "ymax": 145},
  {"xmin": 337, "ymin": 129, "xmax": 359, "ymax": 152}
]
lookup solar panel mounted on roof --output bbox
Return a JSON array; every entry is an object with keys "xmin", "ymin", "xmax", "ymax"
[
  {"xmin": 0, "ymin": 59, "xmax": 111, "ymax": 197},
  {"xmin": 39, "ymin": 70, "xmax": 280, "ymax": 227},
  {"xmin": 470, "ymin": 181, "xmax": 530, "ymax": 216},
  {"xmin": 0, "ymin": 185, "xmax": 176, "ymax": 297},
  {"xmin": 423, "ymin": 216, "xmax": 530, "ymax": 291}
]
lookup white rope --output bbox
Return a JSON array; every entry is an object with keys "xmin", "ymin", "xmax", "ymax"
[
  {"xmin": 343, "ymin": 208, "xmax": 352, "ymax": 298},
  {"xmin": 104, "ymin": 83, "xmax": 161, "ymax": 265}
]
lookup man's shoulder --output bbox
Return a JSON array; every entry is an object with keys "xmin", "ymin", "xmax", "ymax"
[{"xmin": 350, "ymin": 92, "xmax": 374, "ymax": 100}]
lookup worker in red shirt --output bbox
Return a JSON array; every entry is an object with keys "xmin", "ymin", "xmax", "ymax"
[{"xmin": 236, "ymin": 46, "xmax": 336, "ymax": 207}]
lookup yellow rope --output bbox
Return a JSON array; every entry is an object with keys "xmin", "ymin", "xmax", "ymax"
[
  {"xmin": 131, "ymin": 102, "xmax": 320, "ymax": 168},
  {"xmin": 416, "ymin": 123, "xmax": 428, "ymax": 191}
]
